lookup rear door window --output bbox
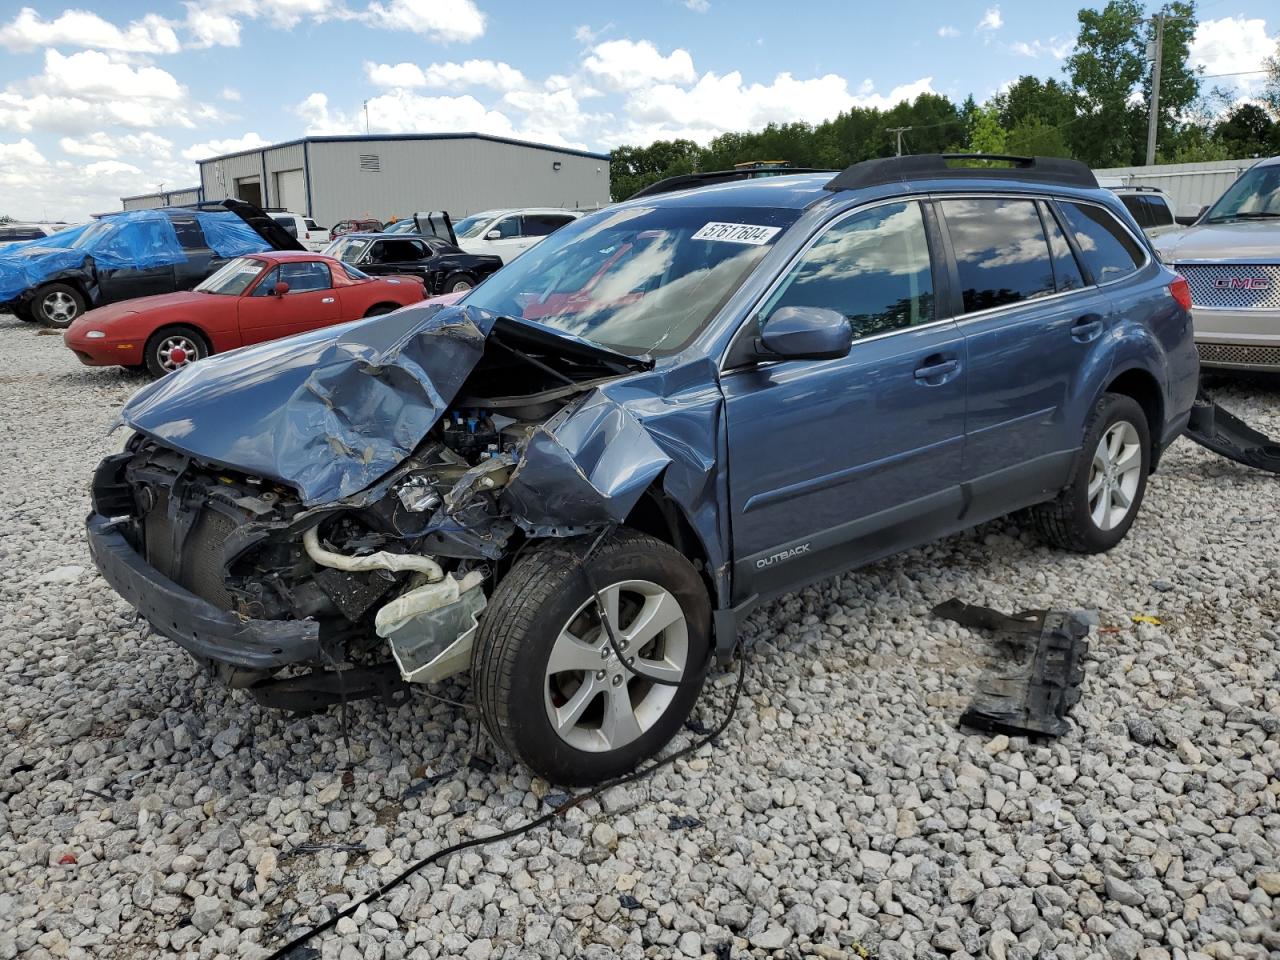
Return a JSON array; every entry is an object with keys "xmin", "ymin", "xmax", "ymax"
[
  {"xmin": 941, "ymin": 197, "xmax": 1055, "ymax": 313},
  {"xmin": 1145, "ymin": 196, "xmax": 1174, "ymax": 227},
  {"xmin": 762, "ymin": 200, "xmax": 935, "ymax": 340},
  {"xmin": 1119, "ymin": 194, "xmax": 1150, "ymax": 229},
  {"xmin": 271, "ymin": 216, "xmax": 299, "ymax": 238},
  {"xmin": 1039, "ymin": 202, "xmax": 1085, "ymax": 293},
  {"xmin": 523, "ymin": 214, "xmax": 575, "ymax": 237},
  {"xmin": 1057, "ymin": 201, "xmax": 1145, "ymax": 284},
  {"xmin": 170, "ymin": 217, "xmax": 208, "ymax": 250}
]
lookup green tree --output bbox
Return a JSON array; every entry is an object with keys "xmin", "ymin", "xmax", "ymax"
[
  {"xmin": 1263, "ymin": 40, "xmax": 1280, "ymax": 119},
  {"xmin": 993, "ymin": 76, "xmax": 1076, "ymax": 130},
  {"xmin": 1215, "ymin": 102, "xmax": 1278, "ymax": 157},
  {"xmin": 1065, "ymin": 0, "xmax": 1147, "ymax": 166},
  {"xmin": 609, "ymin": 139, "xmax": 701, "ymax": 200},
  {"xmin": 1007, "ymin": 119, "xmax": 1071, "ymax": 157},
  {"xmin": 967, "ymin": 104, "xmax": 1008, "ymax": 158}
]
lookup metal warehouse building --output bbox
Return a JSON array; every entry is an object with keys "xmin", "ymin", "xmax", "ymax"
[
  {"xmin": 121, "ymin": 186, "xmax": 204, "ymax": 211},
  {"xmin": 189, "ymin": 133, "xmax": 610, "ymax": 227}
]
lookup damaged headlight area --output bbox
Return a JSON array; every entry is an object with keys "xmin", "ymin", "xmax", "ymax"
[{"xmin": 86, "ymin": 402, "xmax": 567, "ymax": 708}]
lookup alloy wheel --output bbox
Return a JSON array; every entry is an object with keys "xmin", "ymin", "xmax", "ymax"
[
  {"xmin": 1087, "ymin": 420, "xmax": 1142, "ymax": 531},
  {"xmin": 41, "ymin": 291, "xmax": 78, "ymax": 324},
  {"xmin": 543, "ymin": 579, "xmax": 688, "ymax": 753},
  {"xmin": 155, "ymin": 334, "xmax": 201, "ymax": 372}
]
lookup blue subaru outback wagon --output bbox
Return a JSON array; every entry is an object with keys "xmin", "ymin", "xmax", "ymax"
[{"xmin": 87, "ymin": 155, "xmax": 1199, "ymax": 783}]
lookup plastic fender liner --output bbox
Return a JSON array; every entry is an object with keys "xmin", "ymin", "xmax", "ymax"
[
  {"xmin": 1185, "ymin": 390, "xmax": 1280, "ymax": 475},
  {"xmin": 500, "ymin": 390, "xmax": 671, "ymax": 533}
]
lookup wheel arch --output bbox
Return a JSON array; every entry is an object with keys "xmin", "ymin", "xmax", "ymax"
[
  {"xmin": 1103, "ymin": 365, "xmax": 1165, "ymax": 468},
  {"xmin": 363, "ymin": 301, "xmax": 402, "ymax": 317},
  {"xmin": 146, "ymin": 322, "xmax": 215, "ymax": 358},
  {"xmin": 622, "ymin": 479, "xmax": 719, "ymax": 609}
]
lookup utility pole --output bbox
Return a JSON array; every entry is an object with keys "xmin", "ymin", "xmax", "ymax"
[
  {"xmin": 887, "ymin": 126, "xmax": 912, "ymax": 156},
  {"xmin": 1144, "ymin": 11, "xmax": 1165, "ymax": 165},
  {"xmin": 363, "ymin": 99, "xmax": 370, "ymax": 134}
]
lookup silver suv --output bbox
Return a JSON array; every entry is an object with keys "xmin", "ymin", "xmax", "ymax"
[{"xmin": 1154, "ymin": 157, "xmax": 1280, "ymax": 371}]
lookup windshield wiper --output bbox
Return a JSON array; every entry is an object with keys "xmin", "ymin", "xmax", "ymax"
[{"xmin": 1208, "ymin": 212, "xmax": 1280, "ymax": 223}]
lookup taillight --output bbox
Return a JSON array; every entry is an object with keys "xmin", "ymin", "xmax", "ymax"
[{"xmin": 1169, "ymin": 275, "xmax": 1192, "ymax": 311}]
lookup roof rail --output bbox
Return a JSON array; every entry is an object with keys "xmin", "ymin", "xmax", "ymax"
[
  {"xmin": 824, "ymin": 154, "xmax": 1099, "ymax": 192},
  {"xmin": 627, "ymin": 167, "xmax": 835, "ymax": 200}
]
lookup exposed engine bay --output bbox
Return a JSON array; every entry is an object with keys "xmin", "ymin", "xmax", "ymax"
[{"xmin": 89, "ymin": 307, "xmax": 676, "ymax": 709}]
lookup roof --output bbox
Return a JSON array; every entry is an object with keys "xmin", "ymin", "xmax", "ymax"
[
  {"xmin": 244, "ymin": 250, "xmax": 338, "ymax": 262},
  {"xmin": 196, "ymin": 132, "xmax": 610, "ymax": 164},
  {"xmin": 625, "ymin": 172, "xmax": 836, "ymax": 209}
]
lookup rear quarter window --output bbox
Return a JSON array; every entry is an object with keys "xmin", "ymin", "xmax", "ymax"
[{"xmin": 1057, "ymin": 201, "xmax": 1145, "ymax": 284}]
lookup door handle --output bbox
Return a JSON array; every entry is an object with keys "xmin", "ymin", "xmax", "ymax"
[
  {"xmin": 321, "ymin": 297, "xmax": 335, "ymax": 304},
  {"xmin": 914, "ymin": 357, "xmax": 959, "ymax": 383},
  {"xmin": 1071, "ymin": 313, "xmax": 1104, "ymax": 342}
]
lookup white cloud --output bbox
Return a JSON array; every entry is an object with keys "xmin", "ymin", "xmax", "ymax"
[
  {"xmin": 608, "ymin": 72, "xmax": 937, "ymax": 147},
  {"xmin": 220, "ymin": 87, "xmax": 242, "ymax": 102},
  {"xmin": 366, "ymin": 59, "xmax": 529, "ymax": 92},
  {"xmin": 685, "ymin": 0, "xmax": 710, "ymax": 12},
  {"xmin": 938, "ymin": 26, "xmax": 960, "ymax": 38},
  {"xmin": 36, "ymin": 49, "xmax": 185, "ymax": 103},
  {"xmin": 59, "ymin": 132, "xmax": 174, "ymax": 160},
  {"xmin": 583, "ymin": 39, "xmax": 698, "ymax": 92},
  {"xmin": 1010, "ymin": 37, "xmax": 1074, "ymax": 59},
  {"xmin": 360, "ymin": 0, "xmax": 486, "ymax": 42},
  {"xmin": 0, "ymin": 7, "xmax": 180, "ymax": 53},
  {"xmin": 978, "ymin": 7, "xmax": 1003, "ymax": 31},
  {"xmin": 184, "ymin": 5, "xmax": 242, "ymax": 47},
  {"xmin": 573, "ymin": 23, "xmax": 612, "ymax": 45},
  {"xmin": 1190, "ymin": 16, "xmax": 1273, "ymax": 91},
  {"xmin": 182, "ymin": 132, "xmax": 272, "ymax": 161}
]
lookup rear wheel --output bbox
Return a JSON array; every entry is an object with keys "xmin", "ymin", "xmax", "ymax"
[
  {"xmin": 363, "ymin": 303, "xmax": 398, "ymax": 317},
  {"xmin": 33, "ymin": 283, "xmax": 85, "ymax": 328},
  {"xmin": 144, "ymin": 326, "xmax": 210, "ymax": 378},
  {"xmin": 444, "ymin": 273, "xmax": 476, "ymax": 294},
  {"xmin": 1031, "ymin": 393, "xmax": 1150, "ymax": 553},
  {"xmin": 472, "ymin": 530, "xmax": 710, "ymax": 785}
]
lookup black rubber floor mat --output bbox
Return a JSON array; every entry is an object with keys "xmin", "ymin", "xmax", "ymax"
[{"xmin": 934, "ymin": 600, "xmax": 1090, "ymax": 738}]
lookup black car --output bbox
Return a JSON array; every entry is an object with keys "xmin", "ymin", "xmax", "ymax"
[
  {"xmin": 0, "ymin": 200, "xmax": 301, "ymax": 328},
  {"xmin": 325, "ymin": 233, "xmax": 502, "ymax": 295}
]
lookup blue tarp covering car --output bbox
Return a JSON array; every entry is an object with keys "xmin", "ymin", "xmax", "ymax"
[{"xmin": 1, "ymin": 200, "xmax": 300, "ymax": 326}]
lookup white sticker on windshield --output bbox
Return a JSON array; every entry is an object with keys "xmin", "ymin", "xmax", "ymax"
[{"xmin": 692, "ymin": 221, "xmax": 782, "ymax": 245}]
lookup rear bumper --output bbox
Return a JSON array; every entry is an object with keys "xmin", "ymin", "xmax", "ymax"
[{"xmin": 86, "ymin": 513, "xmax": 319, "ymax": 671}]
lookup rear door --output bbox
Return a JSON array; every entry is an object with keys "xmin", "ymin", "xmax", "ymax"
[
  {"xmin": 237, "ymin": 260, "xmax": 342, "ymax": 343},
  {"xmin": 169, "ymin": 215, "xmax": 224, "ymax": 290},
  {"xmin": 936, "ymin": 195, "xmax": 1110, "ymax": 512},
  {"xmin": 94, "ymin": 218, "xmax": 179, "ymax": 304},
  {"xmin": 721, "ymin": 199, "xmax": 967, "ymax": 601}
]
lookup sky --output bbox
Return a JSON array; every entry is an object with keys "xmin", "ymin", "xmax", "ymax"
[{"xmin": 0, "ymin": 0, "xmax": 1275, "ymax": 221}]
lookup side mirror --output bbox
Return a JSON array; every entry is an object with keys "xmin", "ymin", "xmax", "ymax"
[
  {"xmin": 485, "ymin": 229, "xmax": 502, "ymax": 240},
  {"xmin": 756, "ymin": 306, "xmax": 853, "ymax": 361},
  {"xmin": 273, "ymin": 281, "xmax": 290, "ymax": 297}
]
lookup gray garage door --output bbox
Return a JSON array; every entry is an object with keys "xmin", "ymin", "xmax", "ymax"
[{"xmin": 274, "ymin": 169, "xmax": 306, "ymax": 214}]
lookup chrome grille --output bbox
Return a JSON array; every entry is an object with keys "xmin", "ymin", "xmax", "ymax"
[
  {"xmin": 1197, "ymin": 342, "xmax": 1280, "ymax": 369},
  {"xmin": 1175, "ymin": 264, "xmax": 1280, "ymax": 310}
]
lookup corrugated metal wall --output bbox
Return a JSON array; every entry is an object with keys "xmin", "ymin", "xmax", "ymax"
[
  {"xmin": 121, "ymin": 187, "xmax": 202, "ymax": 210},
  {"xmin": 263, "ymin": 143, "xmax": 306, "ymax": 211},
  {"xmin": 306, "ymin": 137, "xmax": 610, "ymax": 226},
  {"xmin": 200, "ymin": 151, "xmax": 267, "ymax": 206},
  {"xmin": 1093, "ymin": 158, "xmax": 1256, "ymax": 217}
]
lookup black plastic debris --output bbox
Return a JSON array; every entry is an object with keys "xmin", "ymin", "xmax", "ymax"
[
  {"xmin": 1185, "ymin": 390, "xmax": 1280, "ymax": 474},
  {"xmin": 667, "ymin": 815, "xmax": 702, "ymax": 831},
  {"xmin": 619, "ymin": 894, "xmax": 642, "ymax": 910},
  {"xmin": 713, "ymin": 941, "xmax": 733, "ymax": 960},
  {"xmin": 543, "ymin": 792, "xmax": 572, "ymax": 809},
  {"xmin": 934, "ymin": 599, "xmax": 1090, "ymax": 738},
  {"xmin": 403, "ymin": 770, "xmax": 454, "ymax": 799}
]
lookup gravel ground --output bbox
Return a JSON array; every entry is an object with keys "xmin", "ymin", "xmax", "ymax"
[{"xmin": 1, "ymin": 311, "xmax": 1277, "ymax": 960}]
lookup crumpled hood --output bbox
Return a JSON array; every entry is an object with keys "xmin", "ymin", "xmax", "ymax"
[
  {"xmin": 119, "ymin": 301, "xmax": 647, "ymax": 506},
  {"xmin": 1154, "ymin": 221, "xmax": 1279, "ymax": 262},
  {"xmin": 121, "ymin": 301, "xmax": 492, "ymax": 504}
]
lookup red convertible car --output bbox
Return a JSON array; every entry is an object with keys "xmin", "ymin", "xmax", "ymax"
[{"xmin": 63, "ymin": 251, "xmax": 425, "ymax": 377}]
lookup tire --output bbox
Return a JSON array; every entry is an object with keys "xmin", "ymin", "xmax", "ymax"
[
  {"xmin": 363, "ymin": 303, "xmax": 398, "ymax": 317},
  {"xmin": 144, "ymin": 326, "xmax": 211, "ymax": 378},
  {"xmin": 444, "ymin": 273, "xmax": 476, "ymax": 294},
  {"xmin": 32, "ymin": 283, "xmax": 86, "ymax": 328},
  {"xmin": 1031, "ymin": 393, "xmax": 1150, "ymax": 554},
  {"xmin": 12, "ymin": 302, "xmax": 36, "ymax": 323},
  {"xmin": 472, "ymin": 529, "xmax": 711, "ymax": 786}
]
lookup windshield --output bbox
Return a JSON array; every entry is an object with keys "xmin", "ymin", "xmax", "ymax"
[
  {"xmin": 326, "ymin": 237, "xmax": 372, "ymax": 263},
  {"xmin": 384, "ymin": 220, "xmax": 417, "ymax": 235},
  {"xmin": 455, "ymin": 213, "xmax": 496, "ymax": 239},
  {"xmin": 461, "ymin": 204, "xmax": 800, "ymax": 355},
  {"xmin": 70, "ymin": 220, "xmax": 115, "ymax": 249},
  {"xmin": 195, "ymin": 256, "xmax": 265, "ymax": 295},
  {"xmin": 1204, "ymin": 165, "xmax": 1280, "ymax": 223}
]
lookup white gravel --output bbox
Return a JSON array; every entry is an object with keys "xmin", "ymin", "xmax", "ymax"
[{"xmin": 1, "ymin": 312, "xmax": 1277, "ymax": 960}]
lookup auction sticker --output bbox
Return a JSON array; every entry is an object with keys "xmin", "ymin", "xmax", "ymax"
[{"xmin": 692, "ymin": 222, "xmax": 782, "ymax": 245}]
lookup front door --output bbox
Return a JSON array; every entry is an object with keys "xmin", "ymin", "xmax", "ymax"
[
  {"xmin": 935, "ymin": 196, "xmax": 1111, "ymax": 508},
  {"xmin": 721, "ymin": 199, "xmax": 967, "ymax": 602},
  {"xmin": 237, "ymin": 261, "xmax": 342, "ymax": 344}
]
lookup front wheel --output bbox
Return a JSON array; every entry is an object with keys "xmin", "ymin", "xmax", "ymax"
[
  {"xmin": 1031, "ymin": 393, "xmax": 1150, "ymax": 553},
  {"xmin": 144, "ymin": 327, "xmax": 210, "ymax": 378},
  {"xmin": 33, "ymin": 283, "xmax": 86, "ymax": 328},
  {"xmin": 472, "ymin": 530, "xmax": 711, "ymax": 785}
]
